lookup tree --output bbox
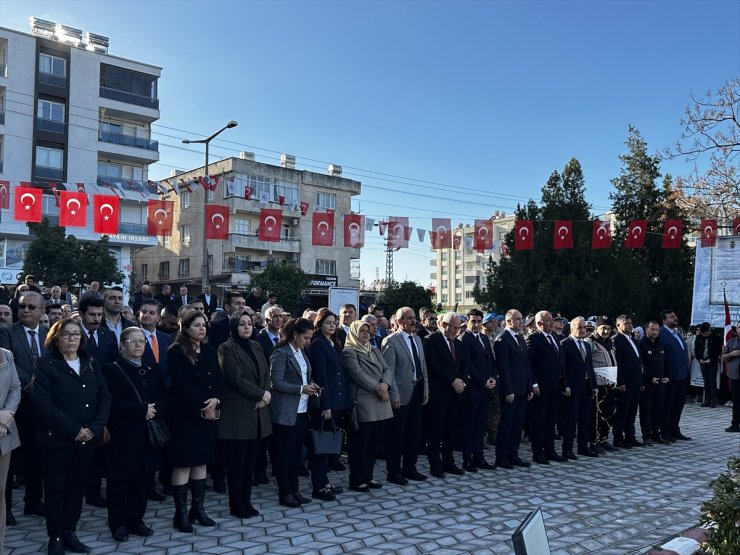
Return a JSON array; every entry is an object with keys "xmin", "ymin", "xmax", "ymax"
[
  {"xmin": 248, "ymin": 263, "xmax": 310, "ymax": 315},
  {"xmin": 22, "ymin": 219, "xmax": 122, "ymax": 287},
  {"xmin": 382, "ymin": 281, "xmax": 433, "ymax": 316}
]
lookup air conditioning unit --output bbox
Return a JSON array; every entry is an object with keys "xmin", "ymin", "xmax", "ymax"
[
  {"xmin": 239, "ymin": 151, "xmax": 255, "ymax": 161},
  {"xmin": 328, "ymin": 164, "xmax": 342, "ymax": 176},
  {"xmin": 281, "ymin": 154, "xmax": 296, "ymax": 169},
  {"xmin": 291, "ymin": 218, "xmax": 299, "ymax": 226}
]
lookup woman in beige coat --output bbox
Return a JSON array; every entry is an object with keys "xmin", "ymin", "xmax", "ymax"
[
  {"xmin": 341, "ymin": 321, "xmax": 393, "ymax": 492},
  {"xmin": 0, "ymin": 347, "xmax": 21, "ymax": 553}
]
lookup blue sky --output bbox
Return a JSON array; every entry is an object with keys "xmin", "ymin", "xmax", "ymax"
[{"xmin": 4, "ymin": 0, "xmax": 739, "ymax": 285}]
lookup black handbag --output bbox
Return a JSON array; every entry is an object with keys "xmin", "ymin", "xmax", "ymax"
[
  {"xmin": 113, "ymin": 363, "xmax": 171, "ymax": 449},
  {"xmin": 309, "ymin": 419, "xmax": 344, "ymax": 456}
]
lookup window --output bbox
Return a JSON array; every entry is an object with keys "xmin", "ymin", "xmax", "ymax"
[
  {"xmin": 178, "ymin": 259, "xmax": 189, "ymax": 277},
  {"xmin": 38, "ymin": 99, "xmax": 65, "ymax": 122},
  {"xmin": 281, "ymin": 224, "xmax": 294, "ymax": 240},
  {"xmin": 179, "ymin": 224, "xmax": 190, "ymax": 243},
  {"xmin": 455, "ymin": 279, "xmax": 462, "ymax": 289},
  {"xmin": 315, "ymin": 259, "xmax": 336, "ymax": 275},
  {"xmin": 35, "ymin": 146, "xmax": 64, "ymax": 179},
  {"xmin": 465, "ymin": 290, "xmax": 475, "ymax": 299},
  {"xmin": 163, "ymin": 236, "xmax": 170, "ymax": 247},
  {"xmin": 141, "ymin": 264, "xmax": 148, "ymax": 280},
  {"xmin": 97, "ymin": 161, "xmax": 144, "ymax": 181},
  {"xmin": 233, "ymin": 218, "xmax": 250, "ymax": 234},
  {"xmin": 441, "ymin": 280, "xmax": 448, "ymax": 289},
  {"xmin": 39, "ymin": 53, "xmax": 66, "ymax": 77},
  {"xmin": 158, "ymin": 261, "xmax": 169, "ymax": 279},
  {"xmin": 440, "ymin": 296, "xmax": 448, "ymax": 304},
  {"xmin": 236, "ymin": 174, "xmax": 299, "ymax": 205},
  {"xmin": 180, "ymin": 190, "xmax": 191, "ymax": 209},
  {"xmin": 441, "ymin": 267, "xmax": 448, "ymax": 276},
  {"xmin": 455, "ymin": 293, "xmax": 462, "ymax": 303},
  {"xmin": 316, "ymin": 192, "xmax": 336, "ymax": 211},
  {"xmin": 441, "ymin": 252, "xmax": 448, "ymax": 261},
  {"xmin": 465, "ymin": 276, "xmax": 478, "ymax": 284}
]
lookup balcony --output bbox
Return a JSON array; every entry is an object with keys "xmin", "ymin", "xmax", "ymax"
[
  {"xmin": 36, "ymin": 117, "xmax": 65, "ymax": 134},
  {"xmin": 117, "ymin": 222, "xmax": 147, "ymax": 235},
  {"xmin": 100, "ymin": 86, "xmax": 159, "ymax": 109},
  {"xmin": 0, "ymin": 63, "xmax": 6, "ymax": 78},
  {"xmin": 0, "ymin": 112, "xmax": 4, "ymax": 125},
  {"xmin": 99, "ymin": 130, "xmax": 158, "ymax": 151},
  {"xmin": 39, "ymin": 72, "xmax": 66, "ymax": 88},
  {"xmin": 35, "ymin": 165, "xmax": 63, "ymax": 180},
  {"xmin": 230, "ymin": 232, "xmax": 300, "ymax": 253}
]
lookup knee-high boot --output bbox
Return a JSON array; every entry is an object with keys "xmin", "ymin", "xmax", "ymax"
[
  {"xmin": 187, "ymin": 479, "xmax": 215, "ymax": 526},
  {"xmin": 171, "ymin": 484, "xmax": 193, "ymax": 533}
]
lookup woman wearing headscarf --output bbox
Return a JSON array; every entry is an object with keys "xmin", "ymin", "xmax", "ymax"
[
  {"xmin": 31, "ymin": 317, "xmax": 111, "ymax": 555},
  {"xmin": 341, "ymin": 321, "xmax": 394, "ymax": 493},
  {"xmin": 217, "ymin": 310, "xmax": 272, "ymax": 518},
  {"xmin": 269, "ymin": 318, "xmax": 320, "ymax": 508},
  {"xmin": 0, "ymin": 347, "xmax": 21, "ymax": 553},
  {"xmin": 102, "ymin": 327, "xmax": 165, "ymax": 543}
]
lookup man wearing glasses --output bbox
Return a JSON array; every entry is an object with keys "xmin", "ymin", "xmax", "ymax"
[
  {"xmin": 416, "ymin": 308, "xmax": 439, "ymax": 340},
  {"xmin": 0, "ymin": 290, "xmax": 48, "ymax": 517}
]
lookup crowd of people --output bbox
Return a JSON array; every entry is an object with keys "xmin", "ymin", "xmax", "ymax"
[{"xmin": 0, "ymin": 276, "xmax": 738, "ymax": 555}]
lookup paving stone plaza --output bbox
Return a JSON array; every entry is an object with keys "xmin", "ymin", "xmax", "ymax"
[{"xmin": 6, "ymin": 402, "xmax": 738, "ymax": 554}]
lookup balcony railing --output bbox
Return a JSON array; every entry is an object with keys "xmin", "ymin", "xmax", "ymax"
[
  {"xmin": 117, "ymin": 222, "xmax": 147, "ymax": 235},
  {"xmin": 39, "ymin": 72, "xmax": 66, "ymax": 88},
  {"xmin": 99, "ymin": 130, "xmax": 158, "ymax": 151},
  {"xmin": 0, "ymin": 110, "xmax": 4, "ymax": 125},
  {"xmin": 35, "ymin": 165, "xmax": 63, "ymax": 180},
  {"xmin": 0, "ymin": 161, "xmax": 3, "ymax": 174},
  {"xmin": 36, "ymin": 117, "xmax": 65, "ymax": 134},
  {"xmin": 229, "ymin": 232, "xmax": 300, "ymax": 252},
  {"xmin": 100, "ymin": 86, "xmax": 159, "ymax": 109},
  {"xmin": 223, "ymin": 255, "xmax": 277, "ymax": 273},
  {"xmin": 0, "ymin": 63, "xmax": 7, "ymax": 78}
]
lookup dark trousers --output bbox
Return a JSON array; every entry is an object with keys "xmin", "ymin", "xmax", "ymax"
[
  {"xmin": 42, "ymin": 443, "xmax": 95, "ymax": 538},
  {"xmin": 222, "ymin": 438, "xmax": 260, "ymax": 511},
  {"xmin": 731, "ymin": 378, "xmax": 740, "ymax": 427},
  {"xmin": 84, "ymin": 449, "xmax": 105, "ymax": 498},
  {"xmin": 495, "ymin": 393, "xmax": 527, "ymax": 461},
  {"xmin": 529, "ymin": 387, "xmax": 560, "ymax": 456},
  {"xmin": 591, "ymin": 385, "xmax": 617, "ymax": 444},
  {"xmin": 613, "ymin": 386, "xmax": 640, "ymax": 441},
  {"xmin": 639, "ymin": 382, "xmax": 664, "ymax": 440},
  {"xmin": 208, "ymin": 442, "xmax": 227, "ymax": 487},
  {"xmin": 425, "ymin": 392, "xmax": 460, "ymax": 470},
  {"xmin": 272, "ymin": 414, "xmax": 308, "ymax": 498},
  {"xmin": 461, "ymin": 387, "xmax": 491, "ymax": 461},
  {"xmin": 348, "ymin": 420, "xmax": 385, "ymax": 488},
  {"xmin": 663, "ymin": 378, "xmax": 688, "ymax": 437},
  {"xmin": 562, "ymin": 388, "xmax": 593, "ymax": 451},
  {"xmin": 700, "ymin": 363, "xmax": 718, "ymax": 404},
  {"xmin": 16, "ymin": 398, "xmax": 43, "ymax": 505},
  {"xmin": 384, "ymin": 383, "xmax": 422, "ymax": 478},
  {"xmin": 106, "ymin": 478, "xmax": 147, "ymax": 531}
]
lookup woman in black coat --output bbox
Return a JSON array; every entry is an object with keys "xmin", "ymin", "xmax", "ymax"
[
  {"xmin": 102, "ymin": 327, "xmax": 166, "ymax": 543},
  {"xmin": 31, "ymin": 317, "xmax": 111, "ymax": 555},
  {"xmin": 167, "ymin": 311, "xmax": 220, "ymax": 533}
]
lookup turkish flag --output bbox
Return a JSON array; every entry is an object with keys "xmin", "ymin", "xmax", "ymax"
[
  {"xmin": 592, "ymin": 220, "xmax": 612, "ymax": 249},
  {"xmin": 93, "ymin": 194, "xmax": 120, "ymax": 234},
  {"xmin": 431, "ymin": 218, "xmax": 452, "ymax": 249},
  {"xmin": 0, "ymin": 180, "xmax": 9, "ymax": 209},
  {"xmin": 244, "ymin": 187, "xmax": 252, "ymax": 201},
  {"xmin": 278, "ymin": 195, "xmax": 286, "ymax": 205},
  {"xmin": 76, "ymin": 182, "xmax": 90, "ymax": 204},
  {"xmin": 553, "ymin": 220, "xmax": 573, "ymax": 250},
  {"xmin": 387, "ymin": 217, "xmax": 409, "ymax": 248},
  {"xmin": 300, "ymin": 202, "xmax": 309, "ymax": 216},
  {"xmin": 59, "ymin": 191, "xmax": 87, "ymax": 227},
  {"xmin": 147, "ymin": 200, "xmax": 174, "ymax": 236},
  {"xmin": 344, "ymin": 214, "xmax": 365, "ymax": 247},
  {"xmin": 700, "ymin": 219, "xmax": 717, "ymax": 248},
  {"xmin": 258, "ymin": 208, "xmax": 282, "ymax": 242},
  {"xmin": 514, "ymin": 220, "xmax": 534, "ymax": 250},
  {"xmin": 625, "ymin": 219, "xmax": 647, "ymax": 248},
  {"xmin": 49, "ymin": 182, "xmax": 64, "ymax": 207},
  {"xmin": 453, "ymin": 235, "xmax": 461, "ymax": 250},
  {"xmin": 205, "ymin": 205, "xmax": 229, "ymax": 240},
  {"xmin": 474, "ymin": 219, "xmax": 493, "ymax": 253},
  {"xmin": 14, "ymin": 186, "xmax": 42, "ymax": 222},
  {"xmin": 732, "ymin": 217, "xmax": 740, "ymax": 236},
  {"xmin": 312, "ymin": 212, "xmax": 334, "ymax": 246},
  {"xmin": 662, "ymin": 219, "xmax": 682, "ymax": 249}
]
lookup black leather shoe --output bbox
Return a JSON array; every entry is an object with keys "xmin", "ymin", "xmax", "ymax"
[
  {"xmin": 590, "ymin": 443, "xmax": 606, "ymax": 454},
  {"xmin": 495, "ymin": 458, "xmax": 514, "ymax": 469},
  {"xmin": 48, "ymin": 537, "xmax": 64, "ymax": 555},
  {"xmin": 24, "ymin": 500, "xmax": 46, "ymax": 516},
  {"xmin": 510, "ymin": 456, "xmax": 531, "ymax": 468},
  {"xmin": 532, "ymin": 454, "xmax": 550, "ymax": 465},
  {"xmin": 128, "ymin": 523, "xmax": 154, "ymax": 537},
  {"xmin": 474, "ymin": 458, "xmax": 496, "ymax": 470},
  {"xmin": 293, "ymin": 491, "xmax": 311, "ymax": 504},
  {"xmin": 544, "ymin": 451, "xmax": 567, "ymax": 462},
  {"xmin": 245, "ymin": 504, "xmax": 260, "ymax": 517},
  {"xmin": 577, "ymin": 447, "xmax": 599, "ymax": 458},
  {"xmin": 462, "ymin": 461, "xmax": 477, "ymax": 473},
  {"xmin": 254, "ymin": 473, "xmax": 270, "ymax": 485},
  {"xmin": 404, "ymin": 469, "xmax": 428, "ymax": 481},
  {"xmin": 430, "ymin": 468, "xmax": 446, "ymax": 479},
  {"xmin": 443, "ymin": 464, "xmax": 465, "ymax": 475},
  {"xmin": 367, "ymin": 480, "xmax": 382, "ymax": 489},
  {"xmin": 600, "ymin": 442, "xmax": 617, "ymax": 452},
  {"xmin": 112, "ymin": 526, "xmax": 130, "ymax": 542},
  {"xmin": 387, "ymin": 475, "xmax": 409, "ymax": 485},
  {"xmin": 625, "ymin": 438, "xmax": 644, "ymax": 447},
  {"xmin": 350, "ymin": 484, "xmax": 370, "ymax": 493},
  {"xmin": 563, "ymin": 450, "xmax": 578, "ymax": 461},
  {"xmin": 85, "ymin": 493, "xmax": 107, "ymax": 508},
  {"xmin": 675, "ymin": 433, "xmax": 692, "ymax": 441},
  {"xmin": 328, "ymin": 459, "xmax": 346, "ymax": 471},
  {"xmin": 63, "ymin": 530, "xmax": 91, "ymax": 553},
  {"xmin": 279, "ymin": 494, "xmax": 301, "ymax": 508},
  {"xmin": 6, "ymin": 510, "xmax": 15, "ymax": 526},
  {"xmin": 653, "ymin": 436, "xmax": 670, "ymax": 444},
  {"xmin": 312, "ymin": 487, "xmax": 336, "ymax": 502},
  {"xmin": 147, "ymin": 489, "xmax": 166, "ymax": 502},
  {"xmin": 726, "ymin": 425, "xmax": 740, "ymax": 433}
]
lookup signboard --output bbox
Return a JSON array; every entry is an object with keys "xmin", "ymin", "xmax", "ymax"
[
  {"xmin": 691, "ymin": 237, "xmax": 739, "ymax": 325},
  {"xmin": 308, "ymin": 275, "xmax": 338, "ymax": 288},
  {"xmin": 328, "ymin": 287, "xmax": 359, "ymax": 317}
]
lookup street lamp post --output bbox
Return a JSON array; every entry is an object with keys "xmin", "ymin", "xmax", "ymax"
[{"xmin": 183, "ymin": 120, "xmax": 238, "ymax": 289}]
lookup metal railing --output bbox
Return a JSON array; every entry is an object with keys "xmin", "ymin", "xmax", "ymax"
[
  {"xmin": 100, "ymin": 86, "xmax": 159, "ymax": 109},
  {"xmin": 99, "ymin": 130, "xmax": 158, "ymax": 151},
  {"xmin": 36, "ymin": 117, "xmax": 65, "ymax": 134},
  {"xmin": 0, "ymin": 63, "xmax": 7, "ymax": 78},
  {"xmin": 229, "ymin": 232, "xmax": 300, "ymax": 252},
  {"xmin": 39, "ymin": 72, "xmax": 66, "ymax": 88},
  {"xmin": 35, "ymin": 166, "xmax": 63, "ymax": 180}
]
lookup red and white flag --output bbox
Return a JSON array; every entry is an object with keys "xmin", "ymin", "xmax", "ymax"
[
  {"xmin": 430, "ymin": 218, "xmax": 452, "ymax": 249},
  {"xmin": 474, "ymin": 219, "xmax": 493, "ymax": 253},
  {"xmin": 49, "ymin": 182, "xmax": 63, "ymax": 207},
  {"xmin": 514, "ymin": 220, "xmax": 534, "ymax": 250},
  {"xmin": 387, "ymin": 217, "xmax": 409, "ymax": 248},
  {"xmin": 76, "ymin": 182, "xmax": 90, "ymax": 204},
  {"xmin": 300, "ymin": 202, "xmax": 309, "ymax": 216},
  {"xmin": 662, "ymin": 219, "xmax": 682, "ymax": 249},
  {"xmin": 14, "ymin": 186, "xmax": 42, "ymax": 222},
  {"xmin": 258, "ymin": 208, "xmax": 282, "ymax": 242},
  {"xmin": 625, "ymin": 219, "xmax": 647, "ymax": 248},
  {"xmin": 93, "ymin": 194, "xmax": 120, "ymax": 234},
  {"xmin": 205, "ymin": 205, "xmax": 229, "ymax": 240},
  {"xmin": 592, "ymin": 219, "xmax": 611, "ymax": 249},
  {"xmin": 553, "ymin": 220, "xmax": 573, "ymax": 250},
  {"xmin": 312, "ymin": 212, "xmax": 334, "ymax": 246},
  {"xmin": 147, "ymin": 200, "xmax": 174, "ymax": 236},
  {"xmin": 344, "ymin": 214, "xmax": 365, "ymax": 248},
  {"xmin": 59, "ymin": 191, "xmax": 87, "ymax": 228},
  {"xmin": 733, "ymin": 216, "xmax": 740, "ymax": 236},
  {"xmin": 453, "ymin": 235, "xmax": 461, "ymax": 250},
  {"xmin": 0, "ymin": 180, "xmax": 9, "ymax": 210},
  {"xmin": 700, "ymin": 219, "xmax": 717, "ymax": 248}
]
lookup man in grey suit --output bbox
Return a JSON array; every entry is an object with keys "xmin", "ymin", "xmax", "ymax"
[
  {"xmin": 382, "ymin": 307, "xmax": 429, "ymax": 485},
  {"xmin": 0, "ymin": 290, "xmax": 47, "ymax": 516}
]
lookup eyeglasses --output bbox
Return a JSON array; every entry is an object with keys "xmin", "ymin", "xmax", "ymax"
[
  {"xmin": 61, "ymin": 332, "xmax": 82, "ymax": 340},
  {"xmin": 123, "ymin": 339, "xmax": 147, "ymax": 345},
  {"xmin": 18, "ymin": 303, "xmax": 40, "ymax": 311}
]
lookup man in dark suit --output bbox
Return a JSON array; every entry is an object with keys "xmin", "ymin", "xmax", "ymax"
[
  {"xmin": 639, "ymin": 321, "xmax": 667, "ymax": 444},
  {"xmin": 416, "ymin": 307, "xmax": 438, "ymax": 340},
  {"xmin": 255, "ymin": 305, "xmax": 283, "ymax": 359},
  {"xmin": 0, "ymin": 290, "xmax": 47, "ymax": 516},
  {"xmin": 175, "ymin": 284, "xmax": 192, "ymax": 307},
  {"xmin": 423, "ymin": 312, "xmax": 467, "ymax": 478},
  {"xmin": 493, "ymin": 309, "xmax": 533, "ymax": 469},
  {"xmin": 368, "ymin": 304, "xmax": 387, "ymax": 346},
  {"xmin": 335, "ymin": 303, "xmax": 357, "ymax": 349},
  {"xmin": 526, "ymin": 310, "xmax": 566, "ymax": 464},
  {"xmin": 130, "ymin": 281, "xmax": 153, "ymax": 314},
  {"xmin": 100, "ymin": 286, "xmax": 135, "ymax": 343},
  {"xmin": 154, "ymin": 283, "xmax": 175, "ymax": 308},
  {"xmin": 613, "ymin": 314, "xmax": 645, "ymax": 447},
  {"xmin": 197, "ymin": 284, "xmax": 218, "ymax": 318},
  {"xmin": 560, "ymin": 317, "xmax": 599, "ymax": 459},
  {"xmin": 694, "ymin": 322, "xmax": 723, "ymax": 407},
  {"xmin": 79, "ymin": 296, "xmax": 118, "ymax": 367},
  {"xmin": 382, "ymin": 307, "xmax": 429, "ymax": 484},
  {"xmin": 208, "ymin": 292, "xmax": 247, "ymax": 348},
  {"xmin": 659, "ymin": 309, "xmax": 692, "ymax": 441},
  {"xmin": 459, "ymin": 309, "xmax": 497, "ymax": 472}
]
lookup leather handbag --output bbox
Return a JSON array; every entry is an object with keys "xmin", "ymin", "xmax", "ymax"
[
  {"xmin": 309, "ymin": 419, "xmax": 344, "ymax": 456},
  {"xmin": 114, "ymin": 362, "xmax": 171, "ymax": 449}
]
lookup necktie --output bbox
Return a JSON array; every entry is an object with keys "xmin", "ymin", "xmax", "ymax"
[
  {"xmin": 28, "ymin": 330, "xmax": 40, "ymax": 363},
  {"xmin": 272, "ymin": 335, "xmax": 278, "ymax": 345},
  {"xmin": 182, "ymin": 296, "xmax": 187, "ymax": 304},
  {"xmin": 578, "ymin": 339, "xmax": 587, "ymax": 361},
  {"xmin": 150, "ymin": 332, "xmax": 160, "ymax": 363},
  {"xmin": 448, "ymin": 337, "xmax": 456, "ymax": 361},
  {"xmin": 408, "ymin": 334, "xmax": 421, "ymax": 380},
  {"xmin": 547, "ymin": 335, "xmax": 558, "ymax": 351},
  {"xmin": 88, "ymin": 330, "xmax": 97, "ymax": 351}
]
